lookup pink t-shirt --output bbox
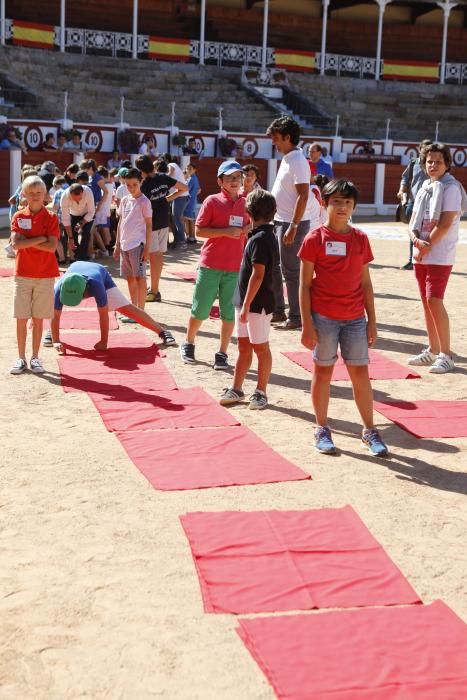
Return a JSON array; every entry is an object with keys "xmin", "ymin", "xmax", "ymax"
[
  {"xmin": 118, "ymin": 193, "xmax": 152, "ymax": 251},
  {"xmin": 196, "ymin": 190, "xmax": 249, "ymax": 273},
  {"xmin": 299, "ymin": 225, "xmax": 374, "ymax": 320}
]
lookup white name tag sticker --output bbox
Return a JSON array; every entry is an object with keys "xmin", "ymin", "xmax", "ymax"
[
  {"xmin": 229, "ymin": 215, "xmax": 243, "ymax": 227},
  {"xmin": 18, "ymin": 218, "xmax": 32, "ymax": 230},
  {"xmin": 325, "ymin": 241, "xmax": 346, "ymax": 256}
]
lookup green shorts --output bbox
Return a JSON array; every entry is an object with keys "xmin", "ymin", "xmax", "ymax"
[{"xmin": 191, "ymin": 267, "xmax": 238, "ymax": 322}]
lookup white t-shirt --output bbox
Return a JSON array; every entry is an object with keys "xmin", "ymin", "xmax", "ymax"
[
  {"xmin": 118, "ymin": 193, "xmax": 152, "ymax": 251},
  {"xmin": 417, "ymin": 183, "xmax": 461, "ymax": 266},
  {"xmin": 271, "ymin": 148, "xmax": 318, "ymax": 223},
  {"xmin": 116, "ymin": 183, "xmax": 128, "ymax": 202},
  {"xmin": 169, "ymin": 162, "xmax": 189, "ymax": 198}
]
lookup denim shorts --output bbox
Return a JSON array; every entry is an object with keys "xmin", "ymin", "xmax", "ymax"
[{"xmin": 312, "ymin": 312, "xmax": 369, "ymax": 366}]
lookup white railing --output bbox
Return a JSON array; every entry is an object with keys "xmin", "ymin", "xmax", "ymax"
[{"xmin": 2, "ymin": 18, "xmax": 467, "ymax": 84}]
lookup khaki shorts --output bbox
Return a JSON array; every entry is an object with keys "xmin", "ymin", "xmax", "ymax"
[
  {"xmin": 13, "ymin": 276, "xmax": 55, "ymax": 319},
  {"xmin": 149, "ymin": 227, "xmax": 169, "ymax": 254}
]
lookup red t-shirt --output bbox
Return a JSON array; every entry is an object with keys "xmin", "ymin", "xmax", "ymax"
[
  {"xmin": 196, "ymin": 190, "xmax": 249, "ymax": 273},
  {"xmin": 12, "ymin": 206, "xmax": 60, "ymax": 278},
  {"xmin": 299, "ymin": 225, "xmax": 374, "ymax": 320}
]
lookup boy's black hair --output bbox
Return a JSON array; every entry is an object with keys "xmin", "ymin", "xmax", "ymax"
[
  {"xmin": 187, "ymin": 161, "xmax": 197, "ymax": 171},
  {"xmin": 76, "ymin": 170, "xmax": 89, "ymax": 183},
  {"xmin": 66, "ymin": 163, "xmax": 79, "ymax": 174},
  {"xmin": 135, "ymin": 155, "xmax": 154, "ymax": 174},
  {"xmin": 109, "ymin": 167, "xmax": 119, "ymax": 177},
  {"xmin": 322, "ymin": 178, "xmax": 359, "ymax": 205},
  {"xmin": 45, "ymin": 132, "xmax": 54, "ymax": 141},
  {"xmin": 243, "ymin": 164, "xmax": 259, "ymax": 178},
  {"xmin": 97, "ymin": 166, "xmax": 108, "ymax": 177},
  {"xmin": 314, "ymin": 174, "xmax": 330, "ymax": 191},
  {"xmin": 121, "ymin": 160, "xmax": 132, "ymax": 169},
  {"xmin": 126, "ymin": 167, "xmax": 141, "ymax": 181},
  {"xmin": 266, "ymin": 116, "xmax": 300, "ymax": 146},
  {"xmin": 80, "ymin": 159, "xmax": 97, "ymax": 172},
  {"xmin": 245, "ymin": 189, "xmax": 276, "ymax": 222},
  {"xmin": 155, "ymin": 159, "xmax": 169, "ymax": 174}
]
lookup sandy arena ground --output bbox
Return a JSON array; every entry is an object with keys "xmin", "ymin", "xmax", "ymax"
[{"xmin": 1, "ymin": 221, "xmax": 466, "ymax": 699}]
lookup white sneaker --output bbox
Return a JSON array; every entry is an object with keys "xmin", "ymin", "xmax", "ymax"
[
  {"xmin": 4, "ymin": 243, "xmax": 16, "ymax": 258},
  {"xmin": 30, "ymin": 357, "xmax": 45, "ymax": 374},
  {"xmin": 10, "ymin": 358, "xmax": 27, "ymax": 375},
  {"xmin": 407, "ymin": 348, "xmax": 436, "ymax": 366},
  {"xmin": 429, "ymin": 353, "xmax": 455, "ymax": 374}
]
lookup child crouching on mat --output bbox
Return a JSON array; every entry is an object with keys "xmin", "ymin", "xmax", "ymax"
[
  {"xmin": 220, "ymin": 189, "xmax": 279, "ymax": 410},
  {"xmin": 299, "ymin": 178, "xmax": 388, "ymax": 457}
]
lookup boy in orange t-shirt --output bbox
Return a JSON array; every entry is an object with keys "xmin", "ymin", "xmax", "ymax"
[{"xmin": 10, "ymin": 175, "xmax": 60, "ymax": 374}]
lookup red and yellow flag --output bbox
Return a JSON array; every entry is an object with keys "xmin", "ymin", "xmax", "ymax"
[
  {"xmin": 275, "ymin": 49, "xmax": 316, "ymax": 73},
  {"xmin": 383, "ymin": 60, "xmax": 439, "ymax": 82},
  {"xmin": 12, "ymin": 20, "xmax": 54, "ymax": 50},
  {"xmin": 148, "ymin": 37, "xmax": 190, "ymax": 62}
]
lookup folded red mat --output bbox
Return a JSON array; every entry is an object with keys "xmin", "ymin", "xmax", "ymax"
[
  {"xmin": 282, "ymin": 349, "xmax": 421, "ymax": 380},
  {"xmin": 180, "ymin": 506, "xmax": 420, "ymax": 613},
  {"xmin": 89, "ymin": 387, "xmax": 240, "ymax": 432},
  {"xmin": 374, "ymin": 399, "xmax": 467, "ymax": 438},
  {"xmin": 170, "ymin": 270, "xmax": 197, "ymax": 281},
  {"xmin": 116, "ymin": 425, "xmax": 311, "ymax": 490},
  {"xmin": 237, "ymin": 601, "xmax": 467, "ymax": 700}
]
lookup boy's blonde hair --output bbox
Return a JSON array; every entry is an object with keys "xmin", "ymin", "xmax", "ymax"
[{"xmin": 22, "ymin": 175, "xmax": 47, "ymax": 193}]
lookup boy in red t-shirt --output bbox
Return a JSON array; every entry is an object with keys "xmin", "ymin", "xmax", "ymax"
[
  {"xmin": 180, "ymin": 161, "xmax": 250, "ymax": 370},
  {"xmin": 299, "ymin": 178, "xmax": 388, "ymax": 457},
  {"xmin": 10, "ymin": 175, "xmax": 60, "ymax": 374}
]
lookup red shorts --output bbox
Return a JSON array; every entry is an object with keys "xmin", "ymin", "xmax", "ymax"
[{"xmin": 414, "ymin": 263, "xmax": 452, "ymax": 299}]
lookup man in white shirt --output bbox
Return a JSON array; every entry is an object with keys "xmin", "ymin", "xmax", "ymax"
[
  {"xmin": 267, "ymin": 116, "xmax": 321, "ymax": 330},
  {"xmin": 60, "ymin": 183, "xmax": 96, "ymax": 261}
]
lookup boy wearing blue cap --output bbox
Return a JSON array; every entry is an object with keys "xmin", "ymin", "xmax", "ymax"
[
  {"xmin": 180, "ymin": 161, "xmax": 250, "ymax": 370},
  {"xmin": 47, "ymin": 261, "xmax": 175, "ymax": 353}
]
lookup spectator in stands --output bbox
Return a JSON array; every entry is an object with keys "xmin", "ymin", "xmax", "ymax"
[
  {"xmin": 267, "ymin": 115, "xmax": 321, "ymax": 330},
  {"xmin": 60, "ymin": 183, "xmax": 95, "ymax": 261},
  {"xmin": 397, "ymin": 139, "xmax": 432, "ymax": 270},
  {"xmin": 358, "ymin": 140, "xmax": 375, "ymax": 156},
  {"xmin": 308, "ymin": 142, "xmax": 333, "ymax": 181},
  {"xmin": 240, "ymin": 164, "xmax": 261, "ymax": 196},
  {"xmin": 65, "ymin": 130, "xmax": 92, "ymax": 154},
  {"xmin": 56, "ymin": 133, "xmax": 68, "ymax": 152},
  {"xmin": 42, "ymin": 133, "xmax": 57, "ymax": 152},
  {"xmin": 407, "ymin": 142, "xmax": 467, "ymax": 374},
  {"xmin": 183, "ymin": 138, "xmax": 198, "ymax": 156},
  {"xmin": 139, "ymin": 135, "xmax": 158, "ymax": 158},
  {"xmin": 107, "ymin": 150, "xmax": 123, "ymax": 170},
  {"xmin": 0, "ymin": 127, "xmax": 27, "ymax": 153},
  {"xmin": 183, "ymin": 162, "xmax": 201, "ymax": 244}
]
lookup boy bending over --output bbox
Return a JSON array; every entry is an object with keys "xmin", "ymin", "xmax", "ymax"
[{"xmin": 299, "ymin": 178, "xmax": 388, "ymax": 456}]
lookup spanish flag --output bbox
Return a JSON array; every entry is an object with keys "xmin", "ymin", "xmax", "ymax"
[
  {"xmin": 12, "ymin": 20, "xmax": 55, "ymax": 50},
  {"xmin": 148, "ymin": 37, "xmax": 190, "ymax": 62},
  {"xmin": 383, "ymin": 60, "xmax": 439, "ymax": 82},
  {"xmin": 275, "ymin": 49, "xmax": 316, "ymax": 73}
]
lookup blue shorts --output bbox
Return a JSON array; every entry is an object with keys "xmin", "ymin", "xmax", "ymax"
[{"xmin": 312, "ymin": 312, "xmax": 368, "ymax": 366}]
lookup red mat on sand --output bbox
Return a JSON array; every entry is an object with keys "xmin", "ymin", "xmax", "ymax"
[
  {"xmin": 374, "ymin": 400, "xmax": 467, "ymax": 438},
  {"xmin": 59, "ymin": 331, "xmax": 154, "ymax": 353},
  {"xmin": 282, "ymin": 349, "xmax": 421, "ymax": 380},
  {"xmin": 0, "ymin": 267, "xmax": 14, "ymax": 277},
  {"xmin": 116, "ymin": 425, "xmax": 310, "ymax": 490},
  {"xmin": 170, "ymin": 270, "xmax": 197, "ymax": 281},
  {"xmin": 89, "ymin": 387, "xmax": 240, "ymax": 432},
  {"xmin": 180, "ymin": 506, "xmax": 420, "ymax": 614},
  {"xmin": 60, "ymin": 361, "xmax": 177, "ymax": 393},
  {"xmin": 237, "ymin": 601, "xmax": 467, "ymax": 700},
  {"xmin": 47, "ymin": 310, "xmax": 119, "ymax": 330}
]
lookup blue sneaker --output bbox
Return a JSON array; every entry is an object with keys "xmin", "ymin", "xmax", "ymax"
[
  {"xmin": 314, "ymin": 426, "xmax": 337, "ymax": 454},
  {"xmin": 361, "ymin": 428, "xmax": 389, "ymax": 457}
]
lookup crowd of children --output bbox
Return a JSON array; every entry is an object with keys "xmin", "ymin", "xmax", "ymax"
[{"xmin": 7, "ymin": 124, "xmax": 466, "ymax": 459}]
